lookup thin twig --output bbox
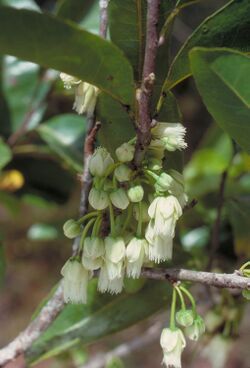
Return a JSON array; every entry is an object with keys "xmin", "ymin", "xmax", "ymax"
[
  {"xmin": 141, "ymin": 267, "xmax": 250, "ymax": 290},
  {"xmin": 99, "ymin": 0, "xmax": 109, "ymax": 38},
  {"xmin": 81, "ymin": 322, "xmax": 162, "ymax": 368},
  {"xmin": 134, "ymin": 0, "xmax": 160, "ymax": 167}
]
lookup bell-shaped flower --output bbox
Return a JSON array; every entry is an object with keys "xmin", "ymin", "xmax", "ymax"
[
  {"xmin": 160, "ymin": 328, "xmax": 186, "ymax": 368},
  {"xmin": 73, "ymin": 82, "xmax": 99, "ymax": 116},
  {"xmin": 176, "ymin": 309, "xmax": 194, "ymax": 327},
  {"xmin": 63, "ymin": 219, "xmax": 81, "ymax": 239},
  {"xmin": 61, "ymin": 258, "xmax": 89, "ymax": 304},
  {"xmin": 152, "ymin": 122, "xmax": 187, "ymax": 152},
  {"xmin": 88, "ymin": 188, "xmax": 109, "ymax": 210},
  {"xmin": 146, "ymin": 226, "xmax": 173, "ymax": 262},
  {"xmin": 126, "ymin": 238, "xmax": 148, "ymax": 278},
  {"xmin": 60, "ymin": 72, "xmax": 81, "ymax": 89},
  {"xmin": 89, "ymin": 147, "xmax": 114, "ymax": 177},
  {"xmin": 185, "ymin": 315, "xmax": 206, "ymax": 341},
  {"xmin": 110, "ymin": 188, "xmax": 129, "ymax": 210},
  {"xmin": 82, "ymin": 237, "xmax": 105, "ymax": 271},
  {"xmin": 115, "ymin": 142, "xmax": 135, "ymax": 162},
  {"xmin": 105, "ymin": 236, "xmax": 126, "ymax": 280},
  {"xmin": 127, "ymin": 185, "xmax": 144, "ymax": 203},
  {"xmin": 98, "ymin": 265, "xmax": 124, "ymax": 294},
  {"xmin": 114, "ymin": 164, "xmax": 132, "ymax": 182}
]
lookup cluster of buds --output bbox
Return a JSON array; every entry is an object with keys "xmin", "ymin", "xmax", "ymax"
[
  {"xmin": 160, "ymin": 285, "xmax": 205, "ymax": 367},
  {"xmin": 61, "ymin": 121, "xmax": 188, "ymax": 305},
  {"xmin": 60, "ymin": 73, "xmax": 99, "ymax": 116}
]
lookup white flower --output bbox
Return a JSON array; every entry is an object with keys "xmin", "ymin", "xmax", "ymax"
[
  {"xmin": 126, "ymin": 238, "xmax": 148, "ymax": 278},
  {"xmin": 127, "ymin": 185, "xmax": 144, "ymax": 203},
  {"xmin": 88, "ymin": 188, "xmax": 109, "ymax": 210},
  {"xmin": 60, "ymin": 72, "xmax": 81, "ymax": 89},
  {"xmin": 115, "ymin": 142, "xmax": 135, "ymax": 162},
  {"xmin": 160, "ymin": 328, "xmax": 186, "ymax": 368},
  {"xmin": 73, "ymin": 82, "xmax": 99, "ymax": 116},
  {"xmin": 105, "ymin": 236, "xmax": 126, "ymax": 280},
  {"xmin": 147, "ymin": 226, "xmax": 173, "ymax": 262},
  {"xmin": 98, "ymin": 265, "xmax": 124, "ymax": 294},
  {"xmin": 110, "ymin": 188, "xmax": 129, "ymax": 210},
  {"xmin": 61, "ymin": 259, "xmax": 89, "ymax": 304},
  {"xmin": 82, "ymin": 237, "xmax": 104, "ymax": 271},
  {"xmin": 151, "ymin": 122, "xmax": 187, "ymax": 151},
  {"xmin": 89, "ymin": 147, "xmax": 114, "ymax": 177}
]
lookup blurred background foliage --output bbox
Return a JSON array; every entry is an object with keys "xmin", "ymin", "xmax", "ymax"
[{"xmin": 0, "ymin": 0, "xmax": 249, "ymax": 367}]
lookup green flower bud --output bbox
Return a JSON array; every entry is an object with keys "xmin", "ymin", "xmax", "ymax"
[
  {"xmin": 63, "ymin": 219, "xmax": 81, "ymax": 239},
  {"xmin": 110, "ymin": 188, "xmax": 129, "ymax": 210},
  {"xmin": 147, "ymin": 157, "xmax": 163, "ymax": 171},
  {"xmin": 185, "ymin": 315, "xmax": 205, "ymax": 341},
  {"xmin": 127, "ymin": 185, "xmax": 144, "ymax": 203},
  {"xmin": 88, "ymin": 188, "xmax": 109, "ymax": 210},
  {"xmin": 242, "ymin": 289, "xmax": 250, "ymax": 300},
  {"xmin": 114, "ymin": 164, "xmax": 132, "ymax": 182},
  {"xmin": 155, "ymin": 173, "xmax": 173, "ymax": 192},
  {"xmin": 115, "ymin": 143, "xmax": 135, "ymax": 163},
  {"xmin": 176, "ymin": 309, "xmax": 194, "ymax": 327},
  {"xmin": 89, "ymin": 147, "xmax": 114, "ymax": 177}
]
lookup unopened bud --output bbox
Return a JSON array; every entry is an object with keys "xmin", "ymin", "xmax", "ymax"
[
  {"xmin": 89, "ymin": 147, "xmax": 114, "ymax": 177},
  {"xmin": 176, "ymin": 309, "xmax": 194, "ymax": 327},
  {"xmin": 110, "ymin": 188, "xmax": 129, "ymax": 210},
  {"xmin": 115, "ymin": 143, "xmax": 135, "ymax": 163},
  {"xmin": 88, "ymin": 188, "xmax": 109, "ymax": 210},
  {"xmin": 127, "ymin": 185, "xmax": 144, "ymax": 203},
  {"xmin": 114, "ymin": 164, "xmax": 132, "ymax": 182},
  {"xmin": 63, "ymin": 219, "xmax": 81, "ymax": 239}
]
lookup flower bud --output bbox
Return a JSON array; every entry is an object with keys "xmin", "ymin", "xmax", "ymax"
[
  {"xmin": 176, "ymin": 309, "xmax": 194, "ymax": 327},
  {"xmin": 89, "ymin": 147, "xmax": 114, "ymax": 177},
  {"xmin": 88, "ymin": 188, "xmax": 109, "ymax": 210},
  {"xmin": 185, "ymin": 315, "xmax": 205, "ymax": 341},
  {"xmin": 63, "ymin": 219, "xmax": 81, "ymax": 239},
  {"xmin": 115, "ymin": 142, "xmax": 135, "ymax": 162},
  {"xmin": 114, "ymin": 164, "xmax": 132, "ymax": 182},
  {"xmin": 155, "ymin": 173, "xmax": 173, "ymax": 192},
  {"xmin": 110, "ymin": 188, "xmax": 129, "ymax": 210},
  {"xmin": 127, "ymin": 185, "xmax": 144, "ymax": 203},
  {"xmin": 60, "ymin": 72, "xmax": 81, "ymax": 89}
]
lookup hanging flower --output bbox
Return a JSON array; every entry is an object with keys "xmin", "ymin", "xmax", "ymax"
[
  {"xmin": 98, "ymin": 265, "xmax": 124, "ymax": 294},
  {"xmin": 104, "ymin": 236, "xmax": 126, "ymax": 280},
  {"xmin": 61, "ymin": 258, "xmax": 89, "ymax": 304},
  {"xmin": 151, "ymin": 122, "xmax": 187, "ymax": 152},
  {"xmin": 73, "ymin": 82, "xmax": 99, "ymax": 116},
  {"xmin": 89, "ymin": 147, "xmax": 114, "ymax": 177},
  {"xmin": 82, "ymin": 237, "xmax": 105, "ymax": 271},
  {"xmin": 88, "ymin": 188, "xmax": 109, "ymax": 210},
  {"xmin": 160, "ymin": 328, "xmax": 186, "ymax": 368},
  {"xmin": 60, "ymin": 72, "xmax": 81, "ymax": 89},
  {"xmin": 110, "ymin": 188, "xmax": 129, "ymax": 210},
  {"xmin": 63, "ymin": 219, "xmax": 81, "ymax": 239},
  {"xmin": 185, "ymin": 315, "xmax": 206, "ymax": 341},
  {"xmin": 126, "ymin": 238, "xmax": 148, "ymax": 278},
  {"xmin": 127, "ymin": 185, "xmax": 144, "ymax": 203},
  {"xmin": 114, "ymin": 164, "xmax": 132, "ymax": 182}
]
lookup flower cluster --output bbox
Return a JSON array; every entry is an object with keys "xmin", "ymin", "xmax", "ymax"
[
  {"xmin": 160, "ymin": 285, "xmax": 205, "ymax": 367},
  {"xmin": 61, "ymin": 122, "xmax": 187, "ymax": 304},
  {"xmin": 60, "ymin": 73, "xmax": 99, "ymax": 116}
]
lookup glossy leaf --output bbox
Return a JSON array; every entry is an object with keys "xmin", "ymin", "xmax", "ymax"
[
  {"xmin": 56, "ymin": 0, "xmax": 95, "ymax": 23},
  {"xmin": 0, "ymin": 137, "xmax": 12, "ymax": 169},
  {"xmin": 0, "ymin": 7, "xmax": 134, "ymax": 105},
  {"xmin": 190, "ymin": 48, "xmax": 250, "ymax": 152},
  {"xmin": 27, "ymin": 280, "xmax": 170, "ymax": 363},
  {"xmin": 163, "ymin": 0, "xmax": 250, "ymax": 91},
  {"xmin": 37, "ymin": 114, "xmax": 86, "ymax": 172}
]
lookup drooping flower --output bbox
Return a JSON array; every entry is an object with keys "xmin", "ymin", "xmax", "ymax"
[
  {"xmin": 151, "ymin": 122, "xmax": 187, "ymax": 152},
  {"xmin": 160, "ymin": 328, "xmax": 186, "ymax": 368},
  {"xmin": 73, "ymin": 82, "xmax": 99, "ymax": 116},
  {"xmin": 61, "ymin": 258, "xmax": 89, "ymax": 304},
  {"xmin": 115, "ymin": 142, "xmax": 135, "ymax": 162},
  {"xmin": 126, "ymin": 237, "xmax": 148, "ymax": 278},
  {"xmin": 60, "ymin": 72, "xmax": 81, "ymax": 89},
  {"xmin": 110, "ymin": 188, "xmax": 129, "ymax": 210},
  {"xmin": 147, "ymin": 226, "xmax": 174, "ymax": 262},
  {"xmin": 89, "ymin": 147, "xmax": 114, "ymax": 177},
  {"xmin": 88, "ymin": 188, "xmax": 109, "ymax": 210},
  {"xmin": 185, "ymin": 315, "xmax": 206, "ymax": 341},
  {"xmin": 98, "ymin": 264, "xmax": 124, "ymax": 294},
  {"xmin": 104, "ymin": 236, "xmax": 126, "ymax": 280},
  {"xmin": 82, "ymin": 237, "xmax": 105, "ymax": 271}
]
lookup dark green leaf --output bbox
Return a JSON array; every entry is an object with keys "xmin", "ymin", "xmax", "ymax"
[
  {"xmin": 162, "ymin": 0, "xmax": 250, "ymax": 91},
  {"xmin": 37, "ymin": 114, "xmax": 86, "ymax": 171},
  {"xmin": 0, "ymin": 137, "xmax": 12, "ymax": 169},
  {"xmin": 27, "ymin": 280, "xmax": 170, "ymax": 364},
  {"xmin": 56, "ymin": 0, "xmax": 95, "ymax": 23},
  {"xmin": 0, "ymin": 7, "xmax": 134, "ymax": 105},
  {"xmin": 190, "ymin": 48, "xmax": 250, "ymax": 152}
]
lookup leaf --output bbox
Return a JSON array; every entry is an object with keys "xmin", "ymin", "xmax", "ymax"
[
  {"xmin": 109, "ymin": 0, "xmax": 147, "ymax": 81},
  {"xmin": 56, "ymin": 0, "xmax": 95, "ymax": 23},
  {"xmin": 163, "ymin": 0, "xmax": 250, "ymax": 91},
  {"xmin": 27, "ymin": 280, "xmax": 170, "ymax": 364},
  {"xmin": 37, "ymin": 114, "xmax": 86, "ymax": 171},
  {"xmin": 189, "ymin": 48, "xmax": 250, "ymax": 152},
  {"xmin": 227, "ymin": 198, "xmax": 250, "ymax": 257},
  {"xmin": 0, "ymin": 7, "xmax": 134, "ymax": 105},
  {"xmin": 0, "ymin": 137, "xmax": 12, "ymax": 169}
]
